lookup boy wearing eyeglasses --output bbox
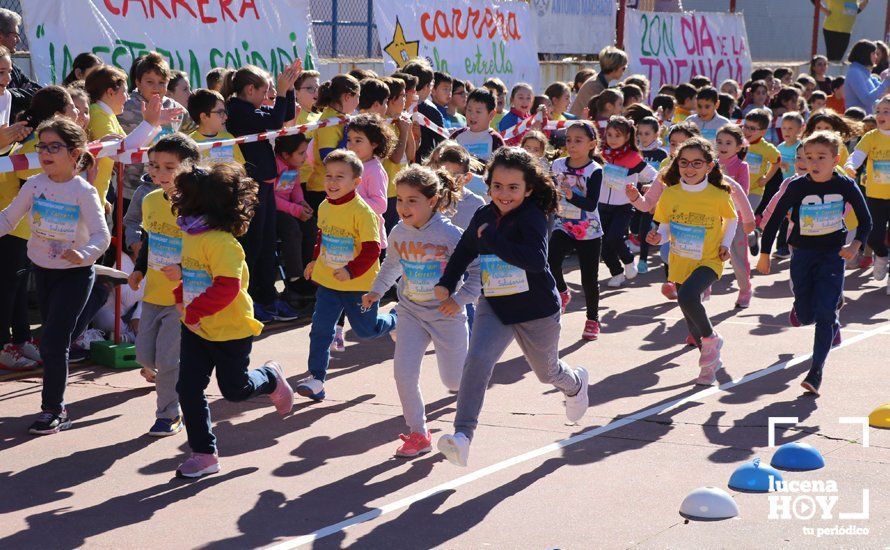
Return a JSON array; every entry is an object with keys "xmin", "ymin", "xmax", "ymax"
[
  {"xmin": 742, "ymin": 109, "xmax": 782, "ymax": 212},
  {"xmin": 187, "ymin": 88, "xmax": 245, "ymax": 165}
]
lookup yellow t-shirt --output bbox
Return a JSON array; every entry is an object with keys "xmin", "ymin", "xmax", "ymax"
[
  {"xmin": 672, "ymin": 106, "xmax": 692, "ymax": 124},
  {"xmin": 654, "ymin": 183, "xmax": 737, "ymax": 284},
  {"xmin": 490, "ymin": 112, "xmax": 505, "ymax": 131},
  {"xmin": 189, "ymin": 130, "xmax": 245, "ymax": 165},
  {"xmin": 89, "ymin": 103, "xmax": 125, "ymax": 203},
  {"xmin": 824, "ymin": 0, "xmax": 860, "ymax": 33},
  {"xmin": 295, "ymin": 109, "xmax": 320, "ymax": 185},
  {"xmin": 311, "ymin": 194, "xmax": 380, "ymax": 292},
  {"xmin": 307, "ymin": 107, "xmax": 346, "ymax": 193},
  {"xmin": 854, "ymin": 129, "xmax": 890, "ymax": 199},
  {"xmin": 382, "ymin": 121, "xmax": 406, "ymax": 198},
  {"xmin": 746, "ymin": 139, "xmax": 781, "ymax": 196},
  {"xmin": 0, "ymin": 170, "xmax": 29, "ymax": 240},
  {"xmin": 180, "ymin": 229, "xmax": 263, "ymax": 341},
  {"xmin": 141, "ymin": 189, "xmax": 181, "ymax": 307}
]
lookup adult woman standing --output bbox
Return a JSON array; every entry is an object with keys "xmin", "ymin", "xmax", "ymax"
[
  {"xmin": 818, "ymin": 0, "xmax": 869, "ymax": 63},
  {"xmin": 845, "ymin": 39, "xmax": 890, "ymax": 114}
]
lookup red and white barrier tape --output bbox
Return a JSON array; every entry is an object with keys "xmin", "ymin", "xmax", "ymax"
[
  {"xmin": 500, "ymin": 111, "xmax": 544, "ymax": 142},
  {"xmin": 410, "ymin": 112, "xmax": 452, "ymax": 139}
]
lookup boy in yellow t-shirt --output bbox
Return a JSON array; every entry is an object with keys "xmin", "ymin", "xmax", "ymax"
[
  {"xmin": 186, "ymin": 89, "xmax": 245, "ymax": 165},
  {"xmin": 743, "ymin": 109, "xmax": 782, "ymax": 211},
  {"xmin": 170, "ymin": 163, "xmax": 294, "ymax": 479},
  {"xmin": 297, "ymin": 150, "xmax": 397, "ymax": 402}
]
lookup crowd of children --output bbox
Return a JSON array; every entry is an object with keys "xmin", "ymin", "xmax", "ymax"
[{"xmin": 1, "ymin": 39, "xmax": 888, "ymax": 475}]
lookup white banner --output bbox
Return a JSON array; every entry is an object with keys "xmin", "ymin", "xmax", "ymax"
[
  {"xmin": 21, "ymin": 0, "xmax": 315, "ymax": 86},
  {"xmin": 625, "ymin": 10, "xmax": 752, "ymax": 97},
  {"xmin": 373, "ymin": 0, "xmax": 540, "ymax": 89},
  {"xmin": 531, "ymin": 0, "xmax": 614, "ymax": 54}
]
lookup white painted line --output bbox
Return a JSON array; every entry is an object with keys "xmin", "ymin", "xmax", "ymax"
[
  {"xmin": 768, "ymin": 417, "xmax": 799, "ymax": 447},
  {"xmin": 267, "ymin": 322, "xmax": 890, "ymax": 549},
  {"xmin": 839, "ymin": 417, "xmax": 870, "ymax": 448}
]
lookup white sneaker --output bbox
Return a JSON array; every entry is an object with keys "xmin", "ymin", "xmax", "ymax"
[
  {"xmin": 874, "ymin": 255, "xmax": 889, "ymax": 281},
  {"xmin": 626, "ymin": 239, "xmax": 641, "ymax": 254},
  {"xmin": 75, "ymin": 328, "xmax": 106, "ymax": 350},
  {"xmin": 607, "ymin": 274, "xmax": 626, "ymax": 288},
  {"xmin": 565, "ymin": 367, "xmax": 589, "ymax": 423},
  {"xmin": 624, "ymin": 262, "xmax": 638, "ymax": 280},
  {"xmin": 438, "ymin": 433, "xmax": 470, "ymax": 467},
  {"xmin": 295, "ymin": 376, "xmax": 325, "ymax": 401},
  {"xmin": 20, "ymin": 340, "xmax": 41, "ymax": 362},
  {"xmin": 0, "ymin": 344, "xmax": 39, "ymax": 371}
]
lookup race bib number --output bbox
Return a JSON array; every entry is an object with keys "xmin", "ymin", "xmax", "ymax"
[
  {"xmin": 209, "ymin": 144, "xmax": 235, "ymax": 162},
  {"xmin": 872, "ymin": 160, "xmax": 890, "ymax": 185},
  {"xmin": 400, "ymin": 259, "xmax": 444, "ymax": 302},
  {"xmin": 276, "ymin": 170, "xmax": 298, "ymax": 192},
  {"xmin": 669, "ymin": 221, "xmax": 707, "ymax": 260},
  {"xmin": 480, "ymin": 254, "xmax": 529, "ymax": 297},
  {"xmin": 32, "ymin": 197, "xmax": 79, "ymax": 242},
  {"xmin": 182, "ymin": 267, "xmax": 212, "ymax": 306},
  {"xmin": 603, "ymin": 164, "xmax": 629, "ymax": 191},
  {"xmin": 147, "ymin": 232, "xmax": 182, "ymax": 271},
  {"xmin": 321, "ymin": 234, "xmax": 355, "ymax": 269},
  {"xmin": 800, "ymin": 201, "xmax": 845, "ymax": 236},
  {"xmin": 465, "ymin": 141, "xmax": 492, "ymax": 161},
  {"xmin": 747, "ymin": 152, "xmax": 763, "ymax": 175}
]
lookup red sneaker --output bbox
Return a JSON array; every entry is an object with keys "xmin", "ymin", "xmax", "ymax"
[
  {"xmin": 559, "ymin": 289, "xmax": 571, "ymax": 313},
  {"xmin": 582, "ymin": 320, "xmax": 600, "ymax": 340},
  {"xmin": 685, "ymin": 333, "xmax": 699, "ymax": 348},
  {"xmin": 859, "ymin": 255, "xmax": 874, "ymax": 270},
  {"xmin": 628, "ymin": 234, "xmax": 641, "ymax": 247},
  {"xmin": 395, "ymin": 430, "xmax": 432, "ymax": 458},
  {"xmin": 661, "ymin": 282, "xmax": 678, "ymax": 300}
]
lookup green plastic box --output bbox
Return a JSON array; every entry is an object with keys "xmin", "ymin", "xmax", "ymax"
[{"xmin": 90, "ymin": 340, "xmax": 140, "ymax": 369}]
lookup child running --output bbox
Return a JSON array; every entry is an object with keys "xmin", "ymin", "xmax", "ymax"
[
  {"xmin": 646, "ymin": 138, "xmax": 738, "ymax": 384},
  {"xmin": 434, "ymin": 147, "xmax": 589, "ymax": 467},
  {"xmin": 0, "ymin": 118, "xmax": 110, "ymax": 434},
  {"xmin": 362, "ymin": 165, "xmax": 480, "ymax": 457},
  {"xmin": 548, "ymin": 120, "xmax": 604, "ymax": 340},
  {"xmin": 171, "ymin": 163, "xmax": 294, "ymax": 478},
  {"xmin": 758, "ymin": 131, "xmax": 872, "ymax": 396}
]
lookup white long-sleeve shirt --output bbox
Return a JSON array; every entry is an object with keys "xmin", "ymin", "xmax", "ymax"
[{"xmin": 0, "ymin": 173, "xmax": 110, "ymax": 269}]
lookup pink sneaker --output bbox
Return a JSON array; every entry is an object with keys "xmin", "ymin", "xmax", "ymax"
[
  {"xmin": 559, "ymin": 289, "xmax": 571, "ymax": 313},
  {"xmin": 661, "ymin": 282, "xmax": 678, "ymax": 300},
  {"xmin": 698, "ymin": 332, "xmax": 724, "ymax": 369},
  {"xmin": 395, "ymin": 430, "xmax": 432, "ymax": 458},
  {"xmin": 685, "ymin": 333, "xmax": 699, "ymax": 348},
  {"xmin": 695, "ymin": 363, "xmax": 720, "ymax": 385},
  {"xmin": 735, "ymin": 289, "xmax": 752, "ymax": 309},
  {"xmin": 266, "ymin": 361, "xmax": 294, "ymax": 415},
  {"xmin": 581, "ymin": 320, "xmax": 600, "ymax": 341},
  {"xmin": 176, "ymin": 452, "xmax": 220, "ymax": 478}
]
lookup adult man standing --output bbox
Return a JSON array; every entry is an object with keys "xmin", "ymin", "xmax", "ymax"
[{"xmin": 0, "ymin": 8, "xmax": 39, "ymax": 120}]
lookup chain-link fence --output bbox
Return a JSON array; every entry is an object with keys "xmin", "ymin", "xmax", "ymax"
[{"xmin": 311, "ymin": 0, "xmax": 380, "ymax": 59}]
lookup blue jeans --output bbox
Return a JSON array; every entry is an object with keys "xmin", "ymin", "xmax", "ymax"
[
  {"xmin": 307, "ymin": 286, "xmax": 397, "ymax": 381},
  {"xmin": 789, "ymin": 248, "xmax": 844, "ymax": 373}
]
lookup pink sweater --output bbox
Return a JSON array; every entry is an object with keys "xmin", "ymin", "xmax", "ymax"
[
  {"xmin": 631, "ymin": 176, "xmax": 754, "ymax": 226},
  {"xmin": 274, "ymin": 157, "xmax": 306, "ymax": 217},
  {"xmin": 358, "ymin": 156, "xmax": 389, "ymax": 248},
  {"xmin": 719, "ymin": 155, "xmax": 750, "ymax": 195}
]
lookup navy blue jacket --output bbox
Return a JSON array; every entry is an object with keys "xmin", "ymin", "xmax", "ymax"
[
  {"xmin": 226, "ymin": 91, "xmax": 296, "ymax": 182},
  {"xmin": 438, "ymin": 199, "xmax": 560, "ymax": 324}
]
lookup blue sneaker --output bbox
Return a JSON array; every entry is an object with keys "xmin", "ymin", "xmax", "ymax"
[
  {"xmin": 637, "ymin": 260, "xmax": 649, "ymax": 274},
  {"xmin": 254, "ymin": 303, "xmax": 275, "ymax": 323},
  {"xmin": 148, "ymin": 416, "xmax": 183, "ymax": 437},
  {"xmin": 271, "ymin": 299, "xmax": 302, "ymax": 322},
  {"xmin": 295, "ymin": 376, "xmax": 325, "ymax": 401}
]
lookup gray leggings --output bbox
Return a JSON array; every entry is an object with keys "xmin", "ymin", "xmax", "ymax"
[{"xmin": 677, "ymin": 266, "xmax": 718, "ymax": 345}]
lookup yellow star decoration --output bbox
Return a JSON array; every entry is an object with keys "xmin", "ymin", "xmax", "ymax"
[{"xmin": 384, "ymin": 18, "xmax": 419, "ymax": 68}]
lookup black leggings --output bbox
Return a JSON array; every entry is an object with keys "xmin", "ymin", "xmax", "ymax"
[
  {"xmin": 823, "ymin": 29, "xmax": 852, "ymax": 63},
  {"xmin": 548, "ymin": 231, "xmax": 602, "ymax": 320},
  {"xmin": 868, "ymin": 197, "xmax": 890, "ymax": 257},
  {"xmin": 0, "ymin": 235, "xmax": 31, "ymax": 346},
  {"xmin": 599, "ymin": 203, "xmax": 634, "ymax": 275},
  {"xmin": 677, "ymin": 266, "xmax": 718, "ymax": 345}
]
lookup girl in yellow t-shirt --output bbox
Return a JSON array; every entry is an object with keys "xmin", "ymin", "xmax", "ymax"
[
  {"xmin": 648, "ymin": 137, "xmax": 737, "ymax": 386},
  {"xmin": 169, "ymin": 163, "xmax": 294, "ymax": 479}
]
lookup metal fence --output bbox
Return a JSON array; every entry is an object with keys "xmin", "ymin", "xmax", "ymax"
[{"xmin": 311, "ymin": 0, "xmax": 380, "ymax": 59}]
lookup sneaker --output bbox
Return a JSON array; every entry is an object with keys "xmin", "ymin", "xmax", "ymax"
[
  {"xmin": 801, "ymin": 367, "xmax": 822, "ymax": 396},
  {"xmin": 581, "ymin": 320, "xmax": 600, "ymax": 341},
  {"xmin": 266, "ymin": 361, "xmax": 295, "ymax": 415},
  {"xmin": 388, "ymin": 307, "xmax": 398, "ymax": 343},
  {"xmin": 20, "ymin": 339, "xmax": 41, "ymax": 362},
  {"xmin": 832, "ymin": 327, "xmax": 842, "ymax": 348},
  {"xmin": 624, "ymin": 262, "xmax": 638, "ymax": 280},
  {"xmin": 254, "ymin": 303, "xmax": 275, "ymax": 324},
  {"xmin": 271, "ymin": 299, "xmax": 302, "ymax": 322},
  {"xmin": 68, "ymin": 347, "xmax": 90, "ymax": 364},
  {"xmin": 748, "ymin": 230, "xmax": 760, "ymax": 256},
  {"xmin": 94, "ymin": 264, "xmax": 129, "ymax": 286},
  {"xmin": 626, "ymin": 239, "xmax": 641, "ymax": 254},
  {"xmin": 685, "ymin": 333, "xmax": 699, "ymax": 348},
  {"xmin": 559, "ymin": 289, "xmax": 572, "ymax": 313},
  {"xmin": 695, "ymin": 363, "xmax": 720, "ymax": 385},
  {"xmin": 698, "ymin": 332, "xmax": 724, "ymax": 369},
  {"xmin": 0, "ymin": 344, "xmax": 40, "ymax": 371},
  {"xmin": 295, "ymin": 376, "xmax": 325, "ymax": 401},
  {"xmin": 845, "ymin": 252, "xmax": 860, "ymax": 269},
  {"xmin": 29, "ymin": 409, "xmax": 71, "ymax": 435},
  {"xmin": 628, "ymin": 234, "xmax": 641, "ymax": 247},
  {"xmin": 330, "ymin": 327, "xmax": 346, "ymax": 352},
  {"xmin": 773, "ymin": 248, "xmax": 791, "ymax": 259},
  {"xmin": 437, "ymin": 433, "xmax": 470, "ymax": 467},
  {"xmin": 661, "ymin": 282, "xmax": 678, "ymax": 300},
  {"xmin": 858, "ymin": 255, "xmax": 874, "ymax": 270},
  {"xmin": 395, "ymin": 430, "xmax": 432, "ymax": 458},
  {"xmin": 637, "ymin": 260, "xmax": 649, "ymax": 274},
  {"xmin": 176, "ymin": 452, "xmax": 220, "ymax": 478},
  {"xmin": 735, "ymin": 289, "xmax": 752, "ymax": 309},
  {"xmin": 73, "ymin": 328, "xmax": 105, "ymax": 351},
  {"xmin": 701, "ymin": 286, "xmax": 712, "ymax": 302},
  {"xmin": 148, "ymin": 416, "xmax": 183, "ymax": 437},
  {"xmin": 874, "ymin": 255, "xmax": 889, "ymax": 281},
  {"xmin": 607, "ymin": 274, "xmax": 626, "ymax": 288},
  {"xmin": 788, "ymin": 308, "xmax": 802, "ymax": 327},
  {"xmin": 565, "ymin": 367, "xmax": 589, "ymax": 423}
]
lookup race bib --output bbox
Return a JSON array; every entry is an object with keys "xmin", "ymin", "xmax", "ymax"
[
  {"xmin": 800, "ymin": 201, "xmax": 845, "ymax": 236},
  {"xmin": 480, "ymin": 254, "xmax": 529, "ymax": 297},
  {"xmin": 872, "ymin": 160, "xmax": 890, "ymax": 185},
  {"xmin": 465, "ymin": 141, "xmax": 492, "ymax": 161},
  {"xmin": 701, "ymin": 128, "xmax": 717, "ymax": 143},
  {"xmin": 400, "ymin": 259, "xmax": 444, "ymax": 302},
  {"xmin": 276, "ymin": 170, "xmax": 298, "ymax": 192},
  {"xmin": 153, "ymin": 125, "xmax": 175, "ymax": 144},
  {"xmin": 603, "ymin": 164, "xmax": 629, "ymax": 191},
  {"xmin": 182, "ymin": 267, "xmax": 212, "ymax": 306},
  {"xmin": 147, "ymin": 232, "xmax": 182, "ymax": 271},
  {"xmin": 844, "ymin": 1, "xmax": 858, "ymax": 15},
  {"xmin": 669, "ymin": 221, "xmax": 707, "ymax": 260},
  {"xmin": 321, "ymin": 234, "xmax": 355, "ymax": 269},
  {"xmin": 32, "ymin": 197, "xmax": 79, "ymax": 242},
  {"xmin": 209, "ymin": 144, "xmax": 235, "ymax": 162},
  {"xmin": 747, "ymin": 152, "xmax": 763, "ymax": 175}
]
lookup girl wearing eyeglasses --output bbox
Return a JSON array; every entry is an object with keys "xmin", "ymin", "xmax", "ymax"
[
  {"xmin": 645, "ymin": 137, "xmax": 737, "ymax": 386},
  {"xmin": 0, "ymin": 118, "xmax": 110, "ymax": 435}
]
